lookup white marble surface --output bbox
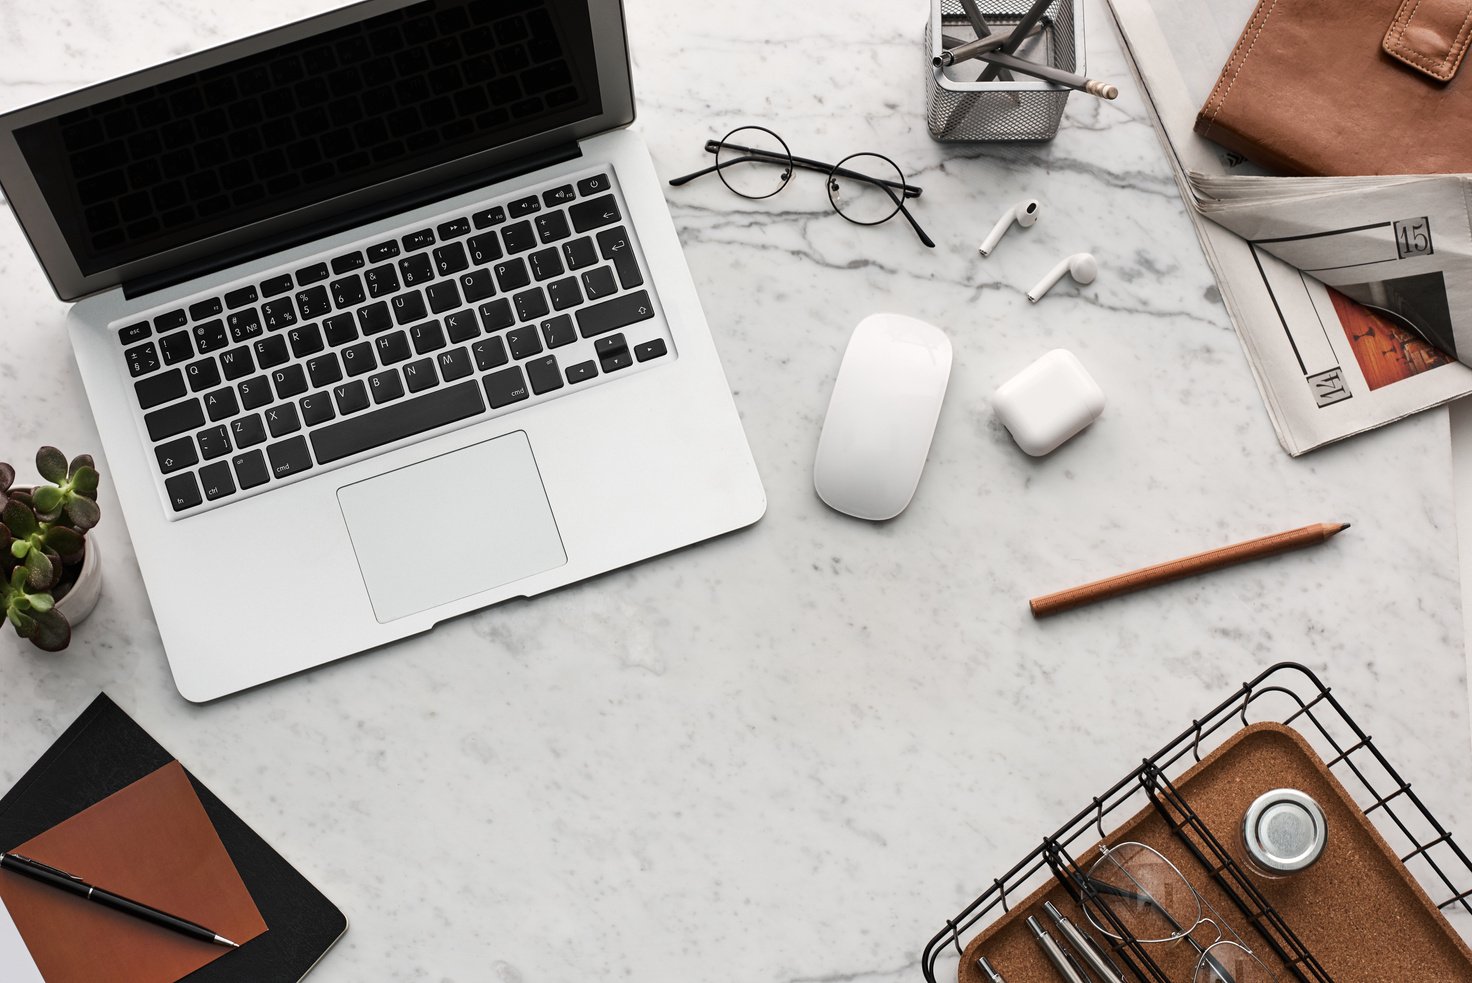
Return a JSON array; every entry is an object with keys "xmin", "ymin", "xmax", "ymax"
[{"xmin": 1, "ymin": 1, "xmax": 1470, "ymax": 980}]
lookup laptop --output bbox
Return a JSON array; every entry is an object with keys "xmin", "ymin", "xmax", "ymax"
[{"xmin": 0, "ymin": 0, "xmax": 765, "ymax": 701}]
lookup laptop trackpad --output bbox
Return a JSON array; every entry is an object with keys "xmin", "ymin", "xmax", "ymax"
[{"xmin": 337, "ymin": 431, "xmax": 567, "ymax": 623}]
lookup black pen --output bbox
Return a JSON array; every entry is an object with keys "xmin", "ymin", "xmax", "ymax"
[{"xmin": 0, "ymin": 852, "xmax": 240, "ymax": 948}]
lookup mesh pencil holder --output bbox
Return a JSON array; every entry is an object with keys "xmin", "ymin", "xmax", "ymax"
[{"xmin": 924, "ymin": 0, "xmax": 1084, "ymax": 142}]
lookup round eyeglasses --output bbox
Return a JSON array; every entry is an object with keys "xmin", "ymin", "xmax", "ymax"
[{"xmin": 668, "ymin": 125, "xmax": 935, "ymax": 247}]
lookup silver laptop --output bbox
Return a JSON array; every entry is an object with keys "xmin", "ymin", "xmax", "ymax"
[{"xmin": 0, "ymin": 0, "xmax": 765, "ymax": 701}]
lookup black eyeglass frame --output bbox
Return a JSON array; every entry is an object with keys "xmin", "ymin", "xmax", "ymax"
[{"xmin": 667, "ymin": 126, "xmax": 936, "ymax": 248}]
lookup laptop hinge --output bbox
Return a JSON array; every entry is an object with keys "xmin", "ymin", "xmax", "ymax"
[{"xmin": 123, "ymin": 141, "xmax": 582, "ymax": 300}]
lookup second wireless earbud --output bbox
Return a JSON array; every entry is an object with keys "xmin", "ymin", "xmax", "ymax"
[
  {"xmin": 978, "ymin": 199, "xmax": 1040, "ymax": 257},
  {"xmin": 1027, "ymin": 253, "xmax": 1098, "ymax": 302}
]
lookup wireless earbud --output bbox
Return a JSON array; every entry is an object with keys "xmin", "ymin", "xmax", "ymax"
[
  {"xmin": 977, "ymin": 199, "xmax": 1040, "ymax": 257},
  {"xmin": 1027, "ymin": 253, "xmax": 1098, "ymax": 302}
]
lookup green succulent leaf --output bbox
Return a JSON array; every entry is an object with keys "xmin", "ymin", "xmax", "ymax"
[
  {"xmin": 44, "ymin": 526, "xmax": 85, "ymax": 564},
  {"xmin": 28, "ymin": 592, "xmax": 53, "ymax": 614},
  {"xmin": 35, "ymin": 446, "xmax": 67, "ymax": 484},
  {"xmin": 10, "ymin": 607, "xmax": 35, "ymax": 635},
  {"xmin": 64, "ymin": 495, "xmax": 101, "ymax": 530},
  {"xmin": 71, "ymin": 465, "xmax": 100, "ymax": 498},
  {"xmin": 31, "ymin": 485, "xmax": 63, "ymax": 515},
  {"xmin": 28, "ymin": 609, "xmax": 70, "ymax": 651},
  {"xmin": 11, "ymin": 540, "xmax": 29, "ymax": 559},
  {"xmin": 10, "ymin": 567, "xmax": 28, "ymax": 592},
  {"xmin": 23, "ymin": 548, "xmax": 56, "ymax": 591},
  {"xmin": 3, "ymin": 500, "xmax": 37, "ymax": 538},
  {"xmin": 0, "ymin": 462, "xmax": 13, "ymax": 494}
]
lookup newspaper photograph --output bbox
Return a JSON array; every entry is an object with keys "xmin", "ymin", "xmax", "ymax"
[{"xmin": 1106, "ymin": 0, "xmax": 1472, "ymax": 455}]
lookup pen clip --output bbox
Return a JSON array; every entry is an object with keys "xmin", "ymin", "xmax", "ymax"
[{"xmin": 6, "ymin": 854, "xmax": 85, "ymax": 882}]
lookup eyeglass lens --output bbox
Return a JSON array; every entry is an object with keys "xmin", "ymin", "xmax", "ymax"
[
  {"xmin": 715, "ymin": 126, "xmax": 792, "ymax": 200},
  {"xmin": 1084, "ymin": 842, "xmax": 1202, "ymax": 944},
  {"xmin": 827, "ymin": 152, "xmax": 905, "ymax": 226}
]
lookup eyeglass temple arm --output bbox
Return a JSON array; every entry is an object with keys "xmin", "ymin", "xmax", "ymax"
[
  {"xmin": 876, "ymin": 183, "xmax": 937, "ymax": 248},
  {"xmin": 1082, "ymin": 876, "xmax": 1238, "ymax": 982}
]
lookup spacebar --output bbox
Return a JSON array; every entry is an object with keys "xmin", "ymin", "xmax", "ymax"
[{"xmin": 311, "ymin": 381, "xmax": 486, "ymax": 464}]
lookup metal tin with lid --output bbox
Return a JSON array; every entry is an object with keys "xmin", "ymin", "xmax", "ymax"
[{"xmin": 1242, "ymin": 788, "xmax": 1328, "ymax": 877}]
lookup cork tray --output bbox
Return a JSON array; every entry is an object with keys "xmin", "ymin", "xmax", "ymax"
[{"xmin": 957, "ymin": 722, "xmax": 1472, "ymax": 981}]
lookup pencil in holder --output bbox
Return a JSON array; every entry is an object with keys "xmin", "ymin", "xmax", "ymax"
[{"xmin": 924, "ymin": 0, "xmax": 1084, "ymax": 142}]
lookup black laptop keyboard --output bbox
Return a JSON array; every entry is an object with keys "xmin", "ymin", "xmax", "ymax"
[{"xmin": 118, "ymin": 169, "xmax": 672, "ymax": 516}]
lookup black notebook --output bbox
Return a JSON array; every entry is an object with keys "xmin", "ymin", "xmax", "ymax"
[{"xmin": 0, "ymin": 694, "xmax": 346, "ymax": 982}]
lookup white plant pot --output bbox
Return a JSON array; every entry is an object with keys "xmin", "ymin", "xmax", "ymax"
[{"xmin": 54, "ymin": 538, "xmax": 103, "ymax": 627}]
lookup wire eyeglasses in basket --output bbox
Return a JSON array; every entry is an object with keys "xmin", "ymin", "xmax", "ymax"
[
  {"xmin": 667, "ymin": 126, "xmax": 935, "ymax": 248},
  {"xmin": 1081, "ymin": 842, "xmax": 1278, "ymax": 983}
]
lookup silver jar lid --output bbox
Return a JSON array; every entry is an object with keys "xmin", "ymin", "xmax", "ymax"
[{"xmin": 1243, "ymin": 788, "xmax": 1327, "ymax": 873}]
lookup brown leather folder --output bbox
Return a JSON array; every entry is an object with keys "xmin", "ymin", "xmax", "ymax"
[
  {"xmin": 0, "ymin": 761, "xmax": 267, "ymax": 983},
  {"xmin": 1194, "ymin": 0, "xmax": 1472, "ymax": 175}
]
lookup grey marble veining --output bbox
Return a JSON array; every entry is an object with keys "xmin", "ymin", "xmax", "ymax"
[{"xmin": 1, "ymin": 1, "xmax": 1469, "ymax": 980}]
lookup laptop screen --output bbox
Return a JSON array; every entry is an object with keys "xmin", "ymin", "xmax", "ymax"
[{"xmin": 0, "ymin": 0, "xmax": 632, "ymax": 301}]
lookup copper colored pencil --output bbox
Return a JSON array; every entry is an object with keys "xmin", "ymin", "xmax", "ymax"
[{"xmin": 1029, "ymin": 522, "xmax": 1350, "ymax": 618}]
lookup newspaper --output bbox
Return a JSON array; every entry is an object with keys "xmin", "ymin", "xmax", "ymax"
[{"xmin": 1105, "ymin": 0, "xmax": 1472, "ymax": 455}]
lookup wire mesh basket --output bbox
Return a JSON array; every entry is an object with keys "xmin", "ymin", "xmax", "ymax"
[{"xmin": 925, "ymin": 0, "xmax": 1084, "ymax": 142}]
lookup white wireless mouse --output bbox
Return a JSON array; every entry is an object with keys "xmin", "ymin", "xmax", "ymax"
[{"xmin": 814, "ymin": 314, "xmax": 953, "ymax": 520}]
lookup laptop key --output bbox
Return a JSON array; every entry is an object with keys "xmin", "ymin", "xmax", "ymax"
[
  {"xmin": 312, "ymin": 380, "xmax": 485, "ymax": 464},
  {"xmin": 433, "ymin": 242, "xmax": 470, "ymax": 277},
  {"xmin": 535, "ymin": 211, "xmax": 571, "ymax": 244},
  {"xmin": 119, "ymin": 321, "xmax": 151, "ymax": 345},
  {"xmin": 402, "ymin": 228, "xmax": 435, "ymax": 252},
  {"xmin": 199, "ymin": 461, "xmax": 236, "ymax": 501},
  {"xmin": 570, "ymin": 194, "xmax": 621, "ymax": 232},
  {"xmin": 366, "ymin": 263, "xmax": 401, "ymax": 298},
  {"xmin": 197, "ymin": 425, "xmax": 231, "ymax": 460},
  {"xmin": 548, "ymin": 277, "xmax": 582, "ymax": 311},
  {"xmin": 478, "ymin": 299, "xmax": 515, "ymax": 332},
  {"xmin": 444, "ymin": 309, "xmax": 479, "ymax": 343},
  {"xmin": 367, "ymin": 240, "xmax": 400, "ymax": 263},
  {"xmin": 253, "ymin": 335, "xmax": 289, "ymax": 369},
  {"xmin": 324, "ymin": 313, "xmax": 359, "ymax": 346},
  {"xmin": 154, "ymin": 309, "xmax": 188, "ymax": 331},
  {"xmin": 266, "ymin": 403, "xmax": 301, "ymax": 437},
  {"xmin": 238, "ymin": 375, "xmax": 272, "ymax": 411},
  {"xmin": 472, "ymin": 205, "xmax": 506, "ymax": 229},
  {"xmin": 358, "ymin": 301, "xmax": 393, "ymax": 335},
  {"xmin": 224, "ymin": 286, "xmax": 258, "ymax": 310},
  {"xmin": 331, "ymin": 251, "xmax": 365, "ymax": 274},
  {"xmin": 227, "ymin": 308, "xmax": 263, "ymax": 343},
  {"xmin": 204, "ymin": 386, "xmax": 239, "ymax": 422},
  {"xmin": 231, "ymin": 413, "xmax": 267, "ymax": 449},
  {"xmin": 331, "ymin": 274, "xmax": 366, "ymax": 309},
  {"xmin": 392, "ymin": 292, "xmax": 429, "ymax": 326},
  {"xmin": 220, "ymin": 346, "xmax": 254, "ymax": 381},
  {"xmin": 296, "ymin": 286, "xmax": 331, "ymax": 320},
  {"xmin": 514, "ymin": 288, "xmax": 549, "ymax": 322},
  {"xmin": 529, "ymin": 247, "xmax": 563, "ymax": 281},
  {"xmin": 411, "ymin": 320, "xmax": 447, "ymax": 354},
  {"xmin": 127, "ymin": 342, "xmax": 163, "ymax": 378},
  {"xmin": 295, "ymin": 263, "xmax": 329, "ymax": 286},
  {"xmin": 483, "ymin": 366, "xmax": 529, "ymax": 408},
  {"xmin": 260, "ymin": 274, "xmax": 294, "ymax": 297},
  {"xmin": 300, "ymin": 392, "xmax": 335, "ymax": 426},
  {"xmin": 526, "ymin": 355, "xmax": 563, "ymax": 395},
  {"xmin": 563, "ymin": 236, "xmax": 597, "ymax": 270},
  {"xmin": 427, "ymin": 281, "xmax": 461, "ymax": 314},
  {"xmin": 581, "ymin": 266, "xmax": 617, "ymax": 300},
  {"xmin": 288, "ymin": 323, "xmax": 325, "ymax": 359},
  {"xmin": 189, "ymin": 297, "xmax": 223, "ymax": 321},
  {"xmin": 155, "ymin": 436, "xmax": 198, "ymax": 473},
  {"xmin": 399, "ymin": 253, "xmax": 434, "ymax": 287},
  {"xmin": 267, "ymin": 436, "xmax": 313, "ymax": 478},
  {"xmin": 506, "ymin": 326, "xmax": 542, "ymax": 360},
  {"xmin": 459, "ymin": 269, "xmax": 496, "ymax": 305},
  {"xmin": 192, "ymin": 319, "xmax": 227, "ymax": 354},
  {"xmin": 404, "ymin": 358, "xmax": 439, "ymax": 393},
  {"xmin": 541, "ymin": 315, "xmax": 576, "ymax": 348},
  {"xmin": 261, "ymin": 298, "xmax": 297, "ymax": 331},
  {"xmin": 135, "ymin": 368, "xmax": 184, "ymax": 409},
  {"xmin": 543, "ymin": 185, "xmax": 576, "ymax": 207},
  {"xmin": 375, "ymin": 331, "xmax": 412, "ymax": 365},
  {"xmin": 159, "ymin": 330, "xmax": 194, "ymax": 364},
  {"xmin": 165, "ymin": 472, "xmax": 202, "ymax": 512},
  {"xmin": 307, "ymin": 353, "xmax": 343, "ymax": 388},
  {"xmin": 145, "ymin": 398, "xmax": 205, "ymax": 441},
  {"xmin": 494, "ymin": 257, "xmax": 530, "ymax": 292},
  {"xmin": 437, "ymin": 347, "xmax": 473, "ymax": 381},
  {"xmin": 502, "ymin": 221, "xmax": 535, "ymax": 254},
  {"xmin": 565, "ymin": 360, "xmax": 597, "ymax": 384},
  {"xmin": 272, "ymin": 364, "xmax": 308, "ymax": 399},
  {"xmin": 467, "ymin": 233, "xmax": 502, "ymax": 265},
  {"xmin": 333, "ymin": 380, "xmax": 370, "ymax": 415},
  {"xmin": 509, "ymin": 194, "xmax": 540, "ymax": 218},
  {"xmin": 473, "ymin": 337, "xmax": 508, "ymax": 371},
  {"xmin": 437, "ymin": 217, "xmax": 471, "ymax": 240},
  {"xmin": 576, "ymin": 173, "xmax": 610, "ymax": 196},
  {"xmin": 343, "ymin": 342, "xmax": 376, "ymax": 377},
  {"xmin": 577, "ymin": 290, "xmax": 654, "ymax": 338},
  {"xmin": 597, "ymin": 227, "xmax": 643, "ymax": 289},
  {"xmin": 186, "ymin": 358, "xmax": 221, "ymax": 393},
  {"xmin": 232, "ymin": 450, "xmax": 270, "ymax": 489}
]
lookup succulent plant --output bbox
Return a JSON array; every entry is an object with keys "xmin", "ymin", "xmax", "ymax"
[{"xmin": 0, "ymin": 448, "xmax": 102, "ymax": 652}]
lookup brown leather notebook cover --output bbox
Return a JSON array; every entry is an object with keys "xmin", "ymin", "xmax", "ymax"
[
  {"xmin": 0, "ymin": 761, "xmax": 267, "ymax": 983},
  {"xmin": 1194, "ymin": 0, "xmax": 1472, "ymax": 176}
]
